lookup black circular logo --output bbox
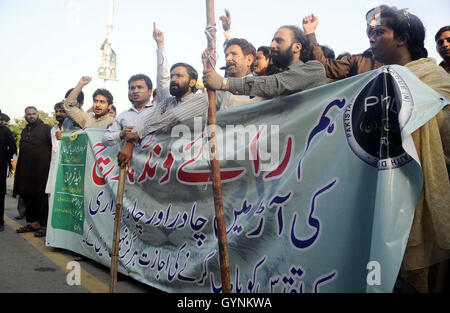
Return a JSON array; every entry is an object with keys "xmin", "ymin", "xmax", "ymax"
[{"xmin": 344, "ymin": 68, "xmax": 413, "ymax": 170}]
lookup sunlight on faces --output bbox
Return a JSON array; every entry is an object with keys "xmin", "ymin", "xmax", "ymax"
[
  {"xmin": 170, "ymin": 66, "xmax": 195, "ymax": 98},
  {"xmin": 55, "ymin": 107, "xmax": 67, "ymax": 122},
  {"xmin": 254, "ymin": 51, "xmax": 270, "ymax": 75},
  {"xmin": 25, "ymin": 107, "xmax": 38, "ymax": 123},
  {"xmin": 436, "ymin": 30, "xmax": 450, "ymax": 60},
  {"xmin": 270, "ymin": 28, "xmax": 300, "ymax": 68},
  {"xmin": 225, "ymin": 44, "xmax": 253, "ymax": 78},
  {"xmin": 369, "ymin": 19, "xmax": 401, "ymax": 64},
  {"xmin": 129, "ymin": 79, "xmax": 151, "ymax": 106},
  {"xmin": 93, "ymin": 95, "xmax": 111, "ymax": 117},
  {"xmin": 109, "ymin": 108, "xmax": 116, "ymax": 118}
]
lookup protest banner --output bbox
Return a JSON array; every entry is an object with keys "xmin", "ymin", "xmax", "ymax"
[{"xmin": 46, "ymin": 65, "xmax": 447, "ymax": 292}]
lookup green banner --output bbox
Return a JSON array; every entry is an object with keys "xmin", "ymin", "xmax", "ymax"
[{"xmin": 51, "ymin": 133, "xmax": 88, "ymax": 235}]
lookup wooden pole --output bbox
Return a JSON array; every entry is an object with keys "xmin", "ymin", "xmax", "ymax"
[
  {"xmin": 109, "ymin": 166, "xmax": 126, "ymax": 293},
  {"xmin": 205, "ymin": 0, "xmax": 231, "ymax": 293}
]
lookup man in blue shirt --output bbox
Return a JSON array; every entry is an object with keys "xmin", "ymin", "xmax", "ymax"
[{"xmin": 102, "ymin": 74, "xmax": 154, "ymax": 146}]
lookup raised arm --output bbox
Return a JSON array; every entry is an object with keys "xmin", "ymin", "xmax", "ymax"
[
  {"xmin": 203, "ymin": 57, "xmax": 327, "ymax": 98},
  {"xmin": 220, "ymin": 8, "xmax": 233, "ymax": 47},
  {"xmin": 302, "ymin": 14, "xmax": 353, "ymax": 79},
  {"xmin": 63, "ymin": 76, "xmax": 93, "ymax": 129},
  {"xmin": 153, "ymin": 22, "xmax": 171, "ymax": 102}
]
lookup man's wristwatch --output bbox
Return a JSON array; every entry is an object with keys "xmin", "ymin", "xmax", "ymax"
[{"xmin": 221, "ymin": 77, "xmax": 229, "ymax": 90}]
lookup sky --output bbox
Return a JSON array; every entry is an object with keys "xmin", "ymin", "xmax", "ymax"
[{"xmin": 0, "ymin": 0, "xmax": 448, "ymax": 122}]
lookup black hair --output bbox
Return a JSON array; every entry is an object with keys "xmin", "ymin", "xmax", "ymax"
[
  {"xmin": 257, "ymin": 46, "xmax": 272, "ymax": 59},
  {"xmin": 24, "ymin": 106, "xmax": 38, "ymax": 114},
  {"xmin": 170, "ymin": 63, "xmax": 198, "ymax": 94},
  {"xmin": 225, "ymin": 38, "xmax": 257, "ymax": 59},
  {"xmin": 225, "ymin": 38, "xmax": 257, "ymax": 71},
  {"xmin": 65, "ymin": 88, "xmax": 84, "ymax": 104},
  {"xmin": 92, "ymin": 88, "xmax": 114, "ymax": 105},
  {"xmin": 378, "ymin": 6, "xmax": 428, "ymax": 61},
  {"xmin": 0, "ymin": 113, "xmax": 10, "ymax": 122},
  {"xmin": 279, "ymin": 25, "xmax": 310, "ymax": 62},
  {"xmin": 435, "ymin": 25, "xmax": 450, "ymax": 42},
  {"xmin": 321, "ymin": 45, "xmax": 335, "ymax": 59},
  {"xmin": 128, "ymin": 74, "xmax": 153, "ymax": 90},
  {"xmin": 54, "ymin": 102, "xmax": 64, "ymax": 110},
  {"xmin": 110, "ymin": 104, "xmax": 117, "ymax": 112}
]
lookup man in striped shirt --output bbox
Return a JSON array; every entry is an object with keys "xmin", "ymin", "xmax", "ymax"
[{"xmin": 117, "ymin": 24, "xmax": 208, "ymax": 168}]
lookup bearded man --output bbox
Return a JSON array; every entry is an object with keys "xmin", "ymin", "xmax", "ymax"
[
  {"xmin": 203, "ymin": 25, "xmax": 327, "ymax": 98},
  {"xmin": 14, "ymin": 106, "xmax": 52, "ymax": 235},
  {"xmin": 117, "ymin": 24, "xmax": 208, "ymax": 168}
]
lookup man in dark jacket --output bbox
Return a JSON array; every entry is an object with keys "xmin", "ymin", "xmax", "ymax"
[
  {"xmin": 13, "ymin": 107, "xmax": 52, "ymax": 235},
  {"xmin": 0, "ymin": 109, "xmax": 17, "ymax": 232}
]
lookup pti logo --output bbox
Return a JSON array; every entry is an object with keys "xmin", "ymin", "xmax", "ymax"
[{"xmin": 344, "ymin": 68, "xmax": 413, "ymax": 170}]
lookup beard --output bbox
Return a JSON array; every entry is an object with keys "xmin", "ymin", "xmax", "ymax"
[
  {"xmin": 272, "ymin": 45, "xmax": 294, "ymax": 69},
  {"xmin": 56, "ymin": 116, "xmax": 65, "ymax": 123},
  {"xmin": 25, "ymin": 117, "xmax": 38, "ymax": 124},
  {"xmin": 95, "ymin": 110, "xmax": 108, "ymax": 118},
  {"xmin": 170, "ymin": 82, "xmax": 190, "ymax": 98}
]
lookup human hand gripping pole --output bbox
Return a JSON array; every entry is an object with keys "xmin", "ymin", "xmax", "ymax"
[
  {"xmin": 110, "ymin": 108, "xmax": 135, "ymax": 292},
  {"xmin": 109, "ymin": 163, "xmax": 126, "ymax": 293},
  {"xmin": 205, "ymin": 0, "xmax": 231, "ymax": 293}
]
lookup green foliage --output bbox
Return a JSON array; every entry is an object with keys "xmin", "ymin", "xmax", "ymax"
[{"xmin": 8, "ymin": 110, "xmax": 57, "ymax": 151}]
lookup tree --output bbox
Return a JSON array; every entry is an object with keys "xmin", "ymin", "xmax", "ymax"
[{"xmin": 8, "ymin": 110, "xmax": 57, "ymax": 151}]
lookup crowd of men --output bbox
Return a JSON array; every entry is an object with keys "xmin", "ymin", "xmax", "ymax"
[{"xmin": 0, "ymin": 5, "xmax": 449, "ymax": 293}]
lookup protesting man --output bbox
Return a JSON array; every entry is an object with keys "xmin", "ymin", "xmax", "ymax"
[
  {"xmin": 43, "ymin": 103, "xmax": 67, "ymax": 235},
  {"xmin": 117, "ymin": 23, "xmax": 208, "ymax": 168},
  {"xmin": 63, "ymin": 76, "xmax": 115, "ymax": 129},
  {"xmin": 367, "ymin": 5, "xmax": 450, "ymax": 293},
  {"xmin": 435, "ymin": 26, "xmax": 450, "ymax": 73},
  {"xmin": 0, "ymin": 113, "xmax": 10, "ymax": 126},
  {"xmin": 102, "ymin": 74, "xmax": 154, "ymax": 146},
  {"xmin": 202, "ymin": 25, "xmax": 327, "ymax": 97},
  {"xmin": 0, "ymin": 109, "xmax": 16, "ymax": 232},
  {"xmin": 62, "ymin": 88, "xmax": 84, "ymax": 130},
  {"xmin": 216, "ymin": 38, "xmax": 265, "ymax": 110},
  {"xmin": 302, "ymin": 10, "xmax": 384, "ymax": 80},
  {"xmin": 13, "ymin": 107, "xmax": 52, "ymax": 236}
]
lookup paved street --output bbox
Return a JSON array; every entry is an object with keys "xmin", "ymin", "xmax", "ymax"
[{"xmin": 0, "ymin": 178, "xmax": 163, "ymax": 293}]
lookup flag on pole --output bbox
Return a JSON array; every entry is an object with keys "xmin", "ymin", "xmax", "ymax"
[{"xmin": 98, "ymin": 39, "xmax": 117, "ymax": 81}]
